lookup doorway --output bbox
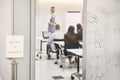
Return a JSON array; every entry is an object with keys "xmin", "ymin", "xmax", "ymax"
[{"xmin": 34, "ymin": 0, "xmax": 86, "ymax": 80}]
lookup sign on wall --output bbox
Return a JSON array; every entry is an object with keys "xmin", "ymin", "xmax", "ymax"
[{"xmin": 6, "ymin": 35, "xmax": 24, "ymax": 58}]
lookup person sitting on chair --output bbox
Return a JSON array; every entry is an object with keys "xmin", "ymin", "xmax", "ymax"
[
  {"xmin": 64, "ymin": 25, "xmax": 82, "ymax": 68},
  {"xmin": 47, "ymin": 24, "xmax": 64, "ymax": 62},
  {"xmin": 76, "ymin": 23, "xmax": 83, "ymax": 41}
]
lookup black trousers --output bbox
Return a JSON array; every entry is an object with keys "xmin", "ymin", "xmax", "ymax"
[{"xmin": 46, "ymin": 43, "xmax": 61, "ymax": 59}]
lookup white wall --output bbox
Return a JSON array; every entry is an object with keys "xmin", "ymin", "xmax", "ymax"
[
  {"xmin": 86, "ymin": 0, "xmax": 120, "ymax": 80},
  {"xmin": 36, "ymin": 0, "xmax": 83, "ymax": 37},
  {"xmin": 36, "ymin": 0, "xmax": 83, "ymax": 50},
  {"xmin": 0, "ymin": 0, "xmax": 12, "ymax": 80}
]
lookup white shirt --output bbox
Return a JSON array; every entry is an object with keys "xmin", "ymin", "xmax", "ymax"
[
  {"xmin": 48, "ymin": 30, "xmax": 64, "ymax": 43},
  {"xmin": 48, "ymin": 13, "xmax": 56, "ymax": 22},
  {"xmin": 48, "ymin": 13, "xmax": 59, "ymax": 24},
  {"xmin": 48, "ymin": 30, "xmax": 64, "ymax": 49}
]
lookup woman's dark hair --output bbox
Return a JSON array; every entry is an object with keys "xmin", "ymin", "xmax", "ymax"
[{"xmin": 67, "ymin": 25, "xmax": 75, "ymax": 35}]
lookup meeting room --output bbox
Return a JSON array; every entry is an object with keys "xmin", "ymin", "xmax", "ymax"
[
  {"xmin": 1, "ymin": 0, "xmax": 120, "ymax": 80},
  {"xmin": 35, "ymin": 0, "xmax": 84, "ymax": 80}
]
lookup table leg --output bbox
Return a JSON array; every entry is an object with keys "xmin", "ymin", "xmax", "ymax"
[
  {"xmin": 71, "ymin": 56, "xmax": 81, "ymax": 80},
  {"xmin": 77, "ymin": 56, "xmax": 81, "ymax": 80},
  {"xmin": 77, "ymin": 56, "xmax": 80, "ymax": 73},
  {"xmin": 39, "ymin": 40, "xmax": 42, "ymax": 59}
]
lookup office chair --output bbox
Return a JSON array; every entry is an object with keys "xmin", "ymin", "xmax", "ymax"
[{"xmin": 47, "ymin": 39, "xmax": 64, "ymax": 63}]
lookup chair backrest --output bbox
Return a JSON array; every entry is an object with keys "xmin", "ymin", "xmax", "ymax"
[
  {"xmin": 53, "ymin": 39, "xmax": 64, "ymax": 41},
  {"xmin": 42, "ymin": 31, "xmax": 52, "ymax": 39},
  {"xmin": 54, "ymin": 43, "xmax": 62, "ymax": 49},
  {"xmin": 53, "ymin": 39, "xmax": 64, "ymax": 49}
]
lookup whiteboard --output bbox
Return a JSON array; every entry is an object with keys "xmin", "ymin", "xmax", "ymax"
[{"xmin": 65, "ymin": 11, "xmax": 82, "ymax": 33}]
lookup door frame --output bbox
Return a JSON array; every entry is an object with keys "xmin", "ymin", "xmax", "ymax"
[{"xmin": 30, "ymin": 0, "xmax": 87, "ymax": 80}]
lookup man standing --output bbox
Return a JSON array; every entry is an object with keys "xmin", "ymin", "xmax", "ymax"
[{"xmin": 48, "ymin": 6, "xmax": 56, "ymax": 33}]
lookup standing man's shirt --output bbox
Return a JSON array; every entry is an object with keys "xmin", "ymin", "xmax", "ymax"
[{"xmin": 48, "ymin": 13, "xmax": 56, "ymax": 33}]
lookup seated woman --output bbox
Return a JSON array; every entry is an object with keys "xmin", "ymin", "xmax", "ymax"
[
  {"xmin": 76, "ymin": 23, "xmax": 83, "ymax": 41},
  {"xmin": 64, "ymin": 25, "xmax": 81, "ymax": 67}
]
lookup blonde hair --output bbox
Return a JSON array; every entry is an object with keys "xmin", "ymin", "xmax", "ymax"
[{"xmin": 55, "ymin": 24, "xmax": 60, "ymax": 30}]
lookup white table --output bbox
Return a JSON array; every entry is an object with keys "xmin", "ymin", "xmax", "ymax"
[
  {"xmin": 67, "ymin": 49, "xmax": 83, "ymax": 80},
  {"xmin": 67, "ymin": 49, "xmax": 82, "ymax": 57}
]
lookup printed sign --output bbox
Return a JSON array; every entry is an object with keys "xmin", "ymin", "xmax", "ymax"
[{"xmin": 6, "ymin": 35, "xmax": 24, "ymax": 58}]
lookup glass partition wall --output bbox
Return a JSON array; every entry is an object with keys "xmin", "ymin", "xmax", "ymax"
[{"xmin": 35, "ymin": 0, "xmax": 84, "ymax": 80}]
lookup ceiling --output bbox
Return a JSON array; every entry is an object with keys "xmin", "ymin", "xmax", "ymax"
[{"xmin": 36, "ymin": 0, "xmax": 83, "ymax": 4}]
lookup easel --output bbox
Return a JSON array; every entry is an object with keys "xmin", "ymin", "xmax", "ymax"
[
  {"xmin": 7, "ymin": 58, "xmax": 18, "ymax": 80},
  {"xmin": 6, "ymin": 35, "xmax": 24, "ymax": 80},
  {"xmin": 11, "ymin": 58, "xmax": 17, "ymax": 80}
]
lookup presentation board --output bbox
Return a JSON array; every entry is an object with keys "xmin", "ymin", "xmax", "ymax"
[
  {"xmin": 65, "ymin": 11, "xmax": 82, "ymax": 33},
  {"xmin": 6, "ymin": 35, "xmax": 24, "ymax": 58}
]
